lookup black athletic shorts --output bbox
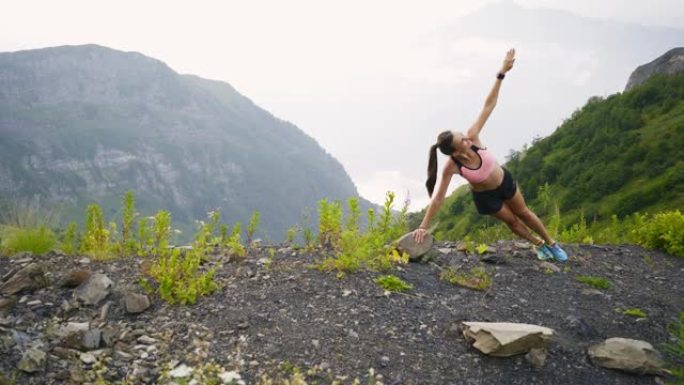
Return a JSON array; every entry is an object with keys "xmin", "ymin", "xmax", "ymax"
[{"xmin": 471, "ymin": 167, "xmax": 518, "ymax": 215}]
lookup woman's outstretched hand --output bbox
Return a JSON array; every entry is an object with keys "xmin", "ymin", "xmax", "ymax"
[
  {"xmin": 412, "ymin": 228, "xmax": 428, "ymax": 244},
  {"xmin": 500, "ymin": 48, "xmax": 516, "ymax": 73}
]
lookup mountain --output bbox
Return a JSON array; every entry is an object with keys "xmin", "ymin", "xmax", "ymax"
[
  {"xmin": 626, "ymin": 47, "xmax": 684, "ymax": 91},
  {"xmin": 419, "ymin": 48, "xmax": 684, "ymax": 240},
  {"xmin": 0, "ymin": 44, "xmax": 364, "ymax": 241}
]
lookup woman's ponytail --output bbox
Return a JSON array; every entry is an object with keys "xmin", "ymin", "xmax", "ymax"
[
  {"xmin": 426, "ymin": 144, "xmax": 438, "ymax": 197},
  {"xmin": 425, "ymin": 130, "xmax": 455, "ymax": 198}
]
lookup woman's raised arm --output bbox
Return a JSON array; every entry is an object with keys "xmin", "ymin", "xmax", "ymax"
[{"xmin": 467, "ymin": 48, "xmax": 516, "ymax": 141}]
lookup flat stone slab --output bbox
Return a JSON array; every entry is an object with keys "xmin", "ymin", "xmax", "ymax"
[
  {"xmin": 462, "ymin": 322, "xmax": 555, "ymax": 357},
  {"xmin": 588, "ymin": 337, "xmax": 665, "ymax": 375},
  {"xmin": 395, "ymin": 232, "xmax": 434, "ymax": 259}
]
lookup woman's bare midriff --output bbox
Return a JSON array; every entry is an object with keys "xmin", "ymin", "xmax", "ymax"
[{"xmin": 468, "ymin": 166, "xmax": 505, "ymax": 192}]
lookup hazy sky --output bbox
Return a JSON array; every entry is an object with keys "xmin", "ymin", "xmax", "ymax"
[{"xmin": 2, "ymin": 0, "xmax": 683, "ymax": 210}]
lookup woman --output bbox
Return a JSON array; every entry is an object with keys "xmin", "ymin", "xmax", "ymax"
[{"xmin": 412, "ymin": 48, "xmax": 568, "ymax": 262}]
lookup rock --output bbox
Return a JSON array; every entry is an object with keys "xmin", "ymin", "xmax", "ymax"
[
  {"xmin": 61, "ymin": 269, "xmax": 92, "ymax": 288},
  {"xmin": 80, "ymin": 352, "xmax": 96, "ymax": 364},
  {"xmin": 58, "ymin": 322, "xmax": 102, "ymax": 351},
  {"xmin": 525, "ymin": 347, "xmax": 548, "ymax": 368},
  {"xmin": 98, "ymin": 301, "xmax": 111, "ymax": 321},
  {"xmin": 563, "ymin": 316, "xmax": 598, "ymax": 338},
  {"xmin": 75, "ymin": 274, "xmax": 113, "ymax": 305},
  {"xmin": 169, "ymin": 364, "xmax": 193, "ymax": 378},
  {"xmin": 0, "ymin": 263, "xmax": 48, "ymax": 295},
  {"xmin": 125, "ymin": 293, "xmax": 150, "ymax": 314},
  {"xmin": 17, "ymin": 347, "xmax": 46, "ymax": 373},
  {"xmin": 582, "ymin": 288, "xmax": 606, "ymax": 297},
  {"xmin": 588, "ymin": 338, "xmax": 666, "ymax": 375},
  {"xmin": 137, "ymin": 335, "xmax": 156, "ymax": 345},
  {"xmin": 482, "ymin": 254, "xmax": 506, "ymax": 265},
  {"xmin": 395, "ymin": 232, "xmax": 434, "ymax": 260},
  {"xmin": 462, "ymin": 322, "xmax": 555, "ymax": 357},
  {"xmin": 59, "ymin": 322, "xmax": 90, "ymax": 337},
  {"xmin": 218, "ymin": 371, "xmax": 245, "ymax": 385},
  {"xmin": 82, "ymin": 329, "xmax": 102, "ymax": 350},
  {"xmin": 514, "ymin": 242, "xmax": 532, "ymax": 250},
  {"xmin": 437, "ymin": 248, "xmax": 452, "ymax": 255},
  {"xmin": 0, "ymin": 296, "xmax": 17, "ymax": 313},
  {"xmin": 11, "ymin": 252, "xmax": 33, "ymax": 263},
  {"xmin": 101, "ymin": 326, "xmax": 117, "ymax": 347},
  {"xmin": 456, "ymin": 243, "xmax": 469, "ymax": 252},
  {"xmin": 539, "ymin": 262, "xmax": 561, "ymax": 273}
]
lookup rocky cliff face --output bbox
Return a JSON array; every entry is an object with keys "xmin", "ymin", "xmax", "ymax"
[
  {"xmin": 625, "ymin": 47, "xmax": 684, "ymax": 91},
  {"xmin": 0, "ymin": 45, "xmax": 364, "ymax": 240}
]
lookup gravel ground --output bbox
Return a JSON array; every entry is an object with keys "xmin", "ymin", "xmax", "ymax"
[{"xmin": 1, "ymin": 240, "xmax": 683, "ymax": 384}]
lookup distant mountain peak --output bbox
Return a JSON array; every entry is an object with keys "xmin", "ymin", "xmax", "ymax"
[{"xmin": 625, "ymin": 47, "xmax": 684, "ymax": 91}]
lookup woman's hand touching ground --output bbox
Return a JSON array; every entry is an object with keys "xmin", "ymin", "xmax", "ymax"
[{"xmin": 413, "ymin": 228, "xmax": 429, "ymax": 243}]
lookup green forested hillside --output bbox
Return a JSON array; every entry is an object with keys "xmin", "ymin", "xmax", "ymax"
[{"xmin": 425, "ymin": 72, "xmax": 684, "ymax": 240}]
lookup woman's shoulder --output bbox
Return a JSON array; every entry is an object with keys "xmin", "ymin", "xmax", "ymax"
[{"xmin": 444, "ymin": 156, "xmax": 461, "ymax": 175}]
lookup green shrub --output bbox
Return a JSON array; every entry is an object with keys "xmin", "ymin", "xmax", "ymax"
[
  {"xmin": 576, "ymin": 275, "xmax": 612, "ymax": 290},
  {"xmin": 318, "ymin": 199, "xmax": 343, "ymax": 248},
  {"xmin": 286, "ymin": 225, "xmax": 299, "ymax": 247},
  {"xmin": 137, "ymin": 217, "xmax": 153, "ymax": 256},
  {"xmin": 665, "ymin": 312, "xmax": 684, "ymax": 383},
  {"xmin": 440, "ymin": 266, "xmax": 492, "ymax": 291},
  {"xmin": 81, "ymin": 204, "xmax": 112, "ymax": 259},
  {"xmin": 375, "ymin": 274, "xmax": 413, "ymax": 292},
  {"xmin": 120, "ymin": 191, "xmax": 137, "ymax": 255},
  {"xmin": 316, "ymin": 193, "xmax": 410, "ymax": 275},
  {"xmin": 143, "ymin": 211, "xmax": 220, "ymax": 305},
  {"xmin": 632, "ymin": 210, "xmax": 684, "ymax": 257},
  {"xmin": 5, "ymin": 226, "xmax": 56, "ymax": 255},
  {"xmin": 152, "ymin": 210, "xmax": 171, "ymax": 256},
  {"xmin": 226, "ymin": 222, "xmax": 246, "ymax": 258},
  {"xmin": 623, "ymin": 308, "xmax": 647, "ymax": 318},
  {"xmin": 247, "ymin": 211, "xmax": 261, "ymax": 246},
  {"xmin": 149, "ymin": 247, "xmax": 218, "ymax": 305},
  {"xmin": 61, "ymin": 221, "xmax": 79, "ymax": 255}
]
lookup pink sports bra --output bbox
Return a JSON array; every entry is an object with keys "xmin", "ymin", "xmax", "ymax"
[{"xmin": 451, "ymin": 145, "xmax": 498, "ymax": 184}]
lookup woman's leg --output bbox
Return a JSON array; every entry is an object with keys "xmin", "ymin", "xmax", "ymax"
[
  {"xmin": 492, "ymin": 203, "xmax": 544, "ymax": 245},
  {"xmin": 504, "ymin": 188, "xmax": 555, "ymax": 245}
]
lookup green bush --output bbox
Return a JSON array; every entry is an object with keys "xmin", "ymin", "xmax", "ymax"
[
  {"xmin": 632, "ymin": 210, "xmax": 684, "ymax": 257},
  {"xmin": 145, "ymin": 211, "xmax": 221, "ymax": 305},
  {"xmin": 318, "ymin": 199, "xmax": 343, "ymax": 248},
  {"xmin": 148, "ymin": 248, "xmax": 217, "ymax": 305},
  {"xmin": 81, "ymin": 204, "xmax": 113, "ymax": 259},
  {"xmin": 120, "ymin": 191, "xmax": 137, "ymax": 255},
  {"xmin": 440, "ymin": 266, "xmax": 492, "ymax": 291},
  {"xmin": 4, "ymin": 226, "xmax": 56, "ymax": 255},
  {"xmin": 316, "ymin": 193, "xmax": 410, "ymax": 275},
  {"xmin": 623, "ymin": 308, "xmax": 647, "ymax": 318},
  {"xmin": 665, "ymin": 312, "xmax": 684, "ymax": 384},
  {"xmin": 375, "ymin": 274, "xmax": 413, "ymax": 292},
  {"xmin": 226, "ymin": 222, "xmax": 246, "ymax": 259},
  {"xmin": 247, "ymin": 211, "xmax": 261, "ymax": 246},
  {"xmin": 61, "ymin": 221, "xmax": 79, "ymax": 255},
  {"xmin": 576, "ymin": 275, "xmax": 612, "ymax": 290}
]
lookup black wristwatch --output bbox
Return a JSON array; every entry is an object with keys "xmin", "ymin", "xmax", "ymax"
[{"xmin": 497, "ymin": 72, "xmax": 505, "ymax": 80}]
